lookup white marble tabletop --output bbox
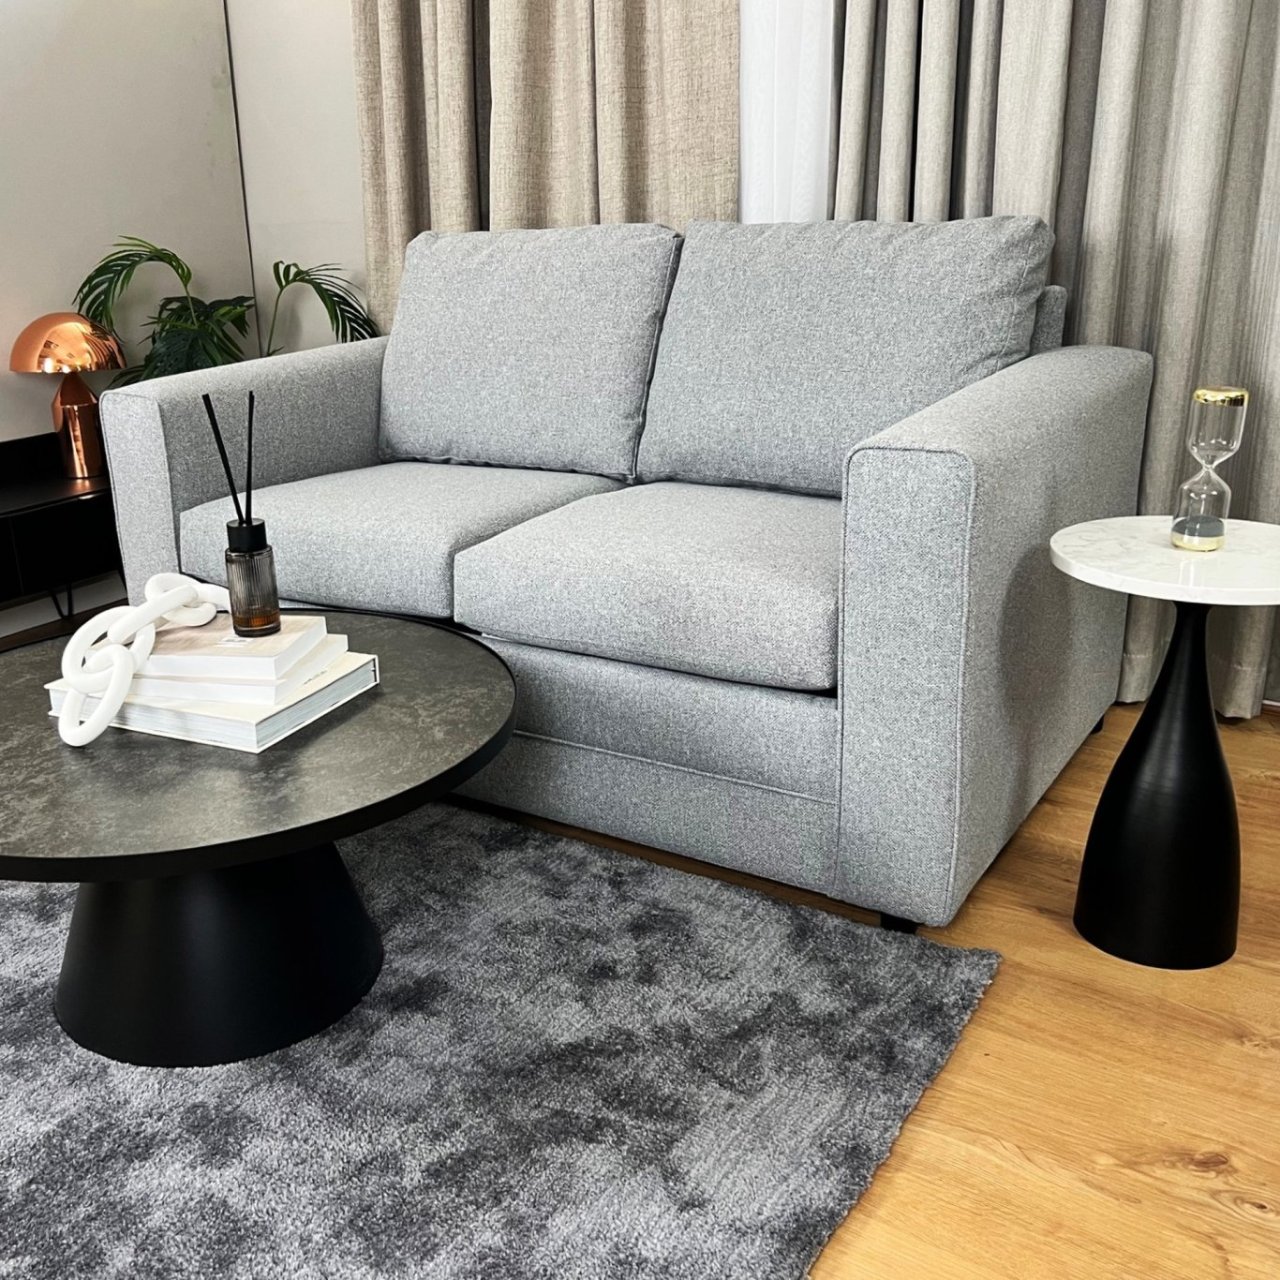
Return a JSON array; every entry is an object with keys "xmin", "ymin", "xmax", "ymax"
[{"xmin": 1050, "ymin": 516, "xmax": 1280, "ymax": 606}]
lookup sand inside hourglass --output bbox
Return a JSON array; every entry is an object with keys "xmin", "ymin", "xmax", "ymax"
[{"xmin": 1171, "ymin": 387, "xmax": 1247, "ymax": 552}]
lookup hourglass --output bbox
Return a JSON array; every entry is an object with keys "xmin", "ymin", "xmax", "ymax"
[{"xmin": 1170, "ymin": 386, "xmax": 1248, "ymax": 552}]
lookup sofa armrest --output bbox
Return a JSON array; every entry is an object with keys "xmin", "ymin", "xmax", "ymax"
[
  {"xmin": 836, "ymin": 345, "xmax": 1153, "ymax": 925},
  {"xmin": 100, "ymin": 337, "xmax": 388, "ymax": 601}
]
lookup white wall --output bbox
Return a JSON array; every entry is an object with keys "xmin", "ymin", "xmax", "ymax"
[
  {"xmin": 0, "ymin": 0, "xmax": 254, "ymax": 443},
  {"xmin": 224, "ymin": 0, "xmax": 369, "ymax": 354}
]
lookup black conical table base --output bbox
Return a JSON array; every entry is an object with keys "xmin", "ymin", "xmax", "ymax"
[
  {"xmin": 1074, "ymin": 601, "xmax": 1240, "ymax": 969},
  {"xmin": 55, "ymin": 844, "xmax": 383, "ymax": 1066}
]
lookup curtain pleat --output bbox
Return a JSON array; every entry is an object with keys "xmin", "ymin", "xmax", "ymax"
[
  {"xmin": 833, "ymin": 0, "xmax": 880, "ymax": 218},
  {"xmin": 876, "ymin": 0, "xmax": 918, "ymax": 221},
  {"xmin": 913, "ymin": 0, "xmax": 960, "ymax": 222},
  {"xmin": 953, "ymin": 0, "xmax": 1001, "ymax": 218},
  {"xmin": 596, "ymin": 2, "xmax": 739, "ymax": 226},
  {"xmin": 420, "ymin": 0, "xmax": 484, "ymax": 232},
  {"xmin": 990, "ymin": 0, "xmax": 1074, "ymax": 227},
  {"xmin": 353, "ymin": 0, "xmax": 433, "ymax": 330},
  {"xmin": 489, "ymin": 1, "xmax": 599, "ymax": 229},
  {"xmin": 822, "ymin": 0, "xmax": 1280, "ymax": 715},
  {"xmin": 352, "ymin": 0, "xmax": 738, "ymax": 326}
]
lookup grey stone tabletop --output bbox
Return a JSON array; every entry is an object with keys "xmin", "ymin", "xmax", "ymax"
[{"xmin": 0, "ymin": 612, "xmax": 516, "ymax": 881}]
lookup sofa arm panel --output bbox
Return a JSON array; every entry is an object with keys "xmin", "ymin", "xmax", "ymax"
[
  {"xmin": 101, "ymin": 337, "xmax": 388, "ymax": 601},
  {"xmin": 836, "ymin": 345, "xmax": 1153, "ymax": 924}
]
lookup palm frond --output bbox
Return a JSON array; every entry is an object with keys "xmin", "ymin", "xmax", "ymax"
[
  {"xmin": 267, "ymin": 261, "xmax": 378, "ymax": 353},
  {"xmin": 73, "ymin": 237, "xmax": 194, "ymax": 331}
]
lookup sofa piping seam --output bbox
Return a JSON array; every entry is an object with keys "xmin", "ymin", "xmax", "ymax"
[
  {"xmin": 462, "ymin": 625, "xmax": 835, "ymax": 693},
  {"xmin": 510, "ymin": 729, "xmax": 837, "ymax": 806},
  {"xmin": 840, "ymin": 442, "xmax": 976, "ymax": 918}
]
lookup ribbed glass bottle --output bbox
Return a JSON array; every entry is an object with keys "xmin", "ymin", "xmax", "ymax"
[{"xmin": 225, "ymin": 518, "xmax": 281, "ymax": 636}]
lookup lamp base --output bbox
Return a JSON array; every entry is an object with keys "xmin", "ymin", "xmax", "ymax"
[{"xmin": 52, "ymin": 372, "xmax": 106, "ymax": 479}]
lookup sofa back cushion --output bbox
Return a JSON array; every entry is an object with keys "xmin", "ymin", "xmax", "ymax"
[
  {"xmin": 1030, "ymin": 284, "xmax": 1067, "ymax": 354},
  {"xmin": 380, "ymin": 224, "xmax": 681, "ymax": 479},
  {"xmin": 638, "ymin": 216, "xmax": 1054, "ymax": 495}
]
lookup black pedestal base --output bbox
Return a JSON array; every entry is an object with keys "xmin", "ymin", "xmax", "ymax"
[
  {"xmin": 55, "ymin": 844, "xmax": 383, "ymax": 1066},
  {"xmin": 1074, "ymin": 602, "xmax": 1240, "ymax": 969}
]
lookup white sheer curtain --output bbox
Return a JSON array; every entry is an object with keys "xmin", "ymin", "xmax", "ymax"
[{"xmin": 739, "ymin": 0, "xmax": 839, "ymax": 222}]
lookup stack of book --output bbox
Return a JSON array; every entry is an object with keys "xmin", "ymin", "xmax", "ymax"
[{"xmin": 47, "ymin": 614, "xmax": 378, "ymax": 753}]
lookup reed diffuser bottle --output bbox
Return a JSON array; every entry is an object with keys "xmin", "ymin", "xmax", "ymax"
[
  {"xmin": 225, "ymin": 517, "xmax": 281, "ymax": 636},
  {"xmin": 202, "ymin": 390, "xmax": 281, "ymax": 636}
]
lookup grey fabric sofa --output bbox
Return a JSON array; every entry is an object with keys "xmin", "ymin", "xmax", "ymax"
[{"xmin": 101, "ymin": 216, "xmax": 1153, "ymax": 926}]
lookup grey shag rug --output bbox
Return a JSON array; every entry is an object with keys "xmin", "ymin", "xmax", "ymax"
[{"xmin": 0, "ymin": 804, "xmax": 998, "ymax": 1280}]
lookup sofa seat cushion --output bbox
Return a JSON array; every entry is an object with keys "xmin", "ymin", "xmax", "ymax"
[
  {"xmin": 380, "ymin": 224, "xmax": 682, "ymax": 479},
  {"xmin": 638, "ymin": 215, "xmax": 1054, "ymax": 495},
  {"xmin": 453, "ymin": 483, "xmax": 842, "ymax": 690},
  {"xmin": 180, "ymin": 462, "xmax": 619, "ymax": 617}
]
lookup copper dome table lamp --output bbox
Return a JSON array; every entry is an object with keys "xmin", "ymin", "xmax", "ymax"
[{"xmin": 9, "ymin": 312, "xmax": 125, "ymax": 479}]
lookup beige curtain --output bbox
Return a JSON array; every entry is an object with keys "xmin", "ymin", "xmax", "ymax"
[
  {"xmin": 352, "ymin": 0, "xmax": 738, "ymax": 329},
  {"xmin": 834, "ymin": 0, "xmax": 1280, "ymax": 717}
]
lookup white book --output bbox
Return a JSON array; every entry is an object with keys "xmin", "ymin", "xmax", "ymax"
[
  {"xmin": 48, "ymin": 651, "xmax": 379, "ymax": 754},
  {"xmin": 126, "ymin": 634, "xmax": 349, "ymax": 706},
  {"xmin": 135, "ymin": 613, "xmax": 328, "ymax": 681}
]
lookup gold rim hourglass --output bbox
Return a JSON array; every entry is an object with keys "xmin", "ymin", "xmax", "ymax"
[{"xmin": 1171, "ymin": 386, "xmax": 1248, "ymax": 552}]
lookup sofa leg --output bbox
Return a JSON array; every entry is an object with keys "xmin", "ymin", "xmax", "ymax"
[
  {"xmin": 880, "ymin": 913, "xmax": 920, "ymax": 935},
  {"xmin": 1092, "ymin": 714, "xmax": 1106, "ymax": 735}
]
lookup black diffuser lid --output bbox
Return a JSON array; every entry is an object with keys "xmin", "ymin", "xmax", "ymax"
[{"xmin": 226, "ymin": 517, "xmax": 268, "ymax": 552}]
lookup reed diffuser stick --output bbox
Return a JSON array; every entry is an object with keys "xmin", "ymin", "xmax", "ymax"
[
  {"xmin": 245, "ymin": 390, "xmax": 255, "ymax": 525},
  {"xmin": 201, "ymin": 393, "xmax": 246, "ymax": 525}
]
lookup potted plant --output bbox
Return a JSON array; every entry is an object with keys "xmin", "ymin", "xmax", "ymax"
[{"xmin": 73, "ymin": 237, "xmax": 377, "ymax": 384}]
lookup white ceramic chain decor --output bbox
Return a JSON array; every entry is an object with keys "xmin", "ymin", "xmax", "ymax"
[{"xmin": 57, "ymin": 573, "xmax": 231, "ymax": 747}]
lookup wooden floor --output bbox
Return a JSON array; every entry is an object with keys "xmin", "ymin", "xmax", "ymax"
[{"xmin": 499, "ymin": 704, "xmax": 1280, "ymax": 1279}]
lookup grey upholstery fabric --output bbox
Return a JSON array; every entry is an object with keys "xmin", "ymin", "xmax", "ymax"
[
  {"xmin": 461, "ymin": 735, "xmax": 838, "ymax": 896},
  {"xmin": 455, "ymin": 483, "xmax": 843, "ymax": 690},
  {"xmin": 478, "ymin": 638, "xmax": 839, "ymax": 801},
  {"xmin": 1030, "ymin": 285, "xmax": 1068, "ymax": 354},
  {"xmin": 98, "ymin": 240, "xmax": 1157, "ymax": 925},
  {"xmin": 838, "ymin": 345, "xmax": 1154, "ymax": 924},
  {"xmin": 638, "ymin": 216, "xmax": 1054, "ymax": 495},
  {"xmin": 462, "ymin": 639, "xmax": 838, "ymax": 892},
  {"xmin": 380, "ymin": 225, "xmax": 682, "ymax": 479},
  {"xmin": 101, "ymin": 339, "xmax": 388, "ymax": 602},
  {"xmin": 180, "ymin": 462, "xmax": 617, "ymax": 617}
]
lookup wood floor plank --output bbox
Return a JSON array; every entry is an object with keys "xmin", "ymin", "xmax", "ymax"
[
  {"xmin": 814, "ymin": 704, "xmax": 1280, "ymax": 1280},
  {"xmin": 473, "ymin": 703, "xmax": 1280, "ymax": 1278}
]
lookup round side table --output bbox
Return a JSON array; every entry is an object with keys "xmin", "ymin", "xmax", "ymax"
[{"xmin": 1050, "ymin": 515, "xmax": 1280, "ymax": 969}]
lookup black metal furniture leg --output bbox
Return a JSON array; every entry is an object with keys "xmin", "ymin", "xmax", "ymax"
[
  {"xmin": 881, "ymin": 913, "xmax": 920, "ymax": 934},
  {"xmin": 1074, "ymin": 601, "xmax": 1239, "ymax": 968},
  {"xmin": 55, "ymin": 844, "xmax": 383, "ymax": 1066}
]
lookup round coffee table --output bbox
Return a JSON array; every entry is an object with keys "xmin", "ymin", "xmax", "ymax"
[
  {"xmin": 0, "ymin": 612, "xmax": 515, "ymax": 1065},
  {"xmin": 1050, "ymin": 515, "xmax": 1280, "ymax": 969}
]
